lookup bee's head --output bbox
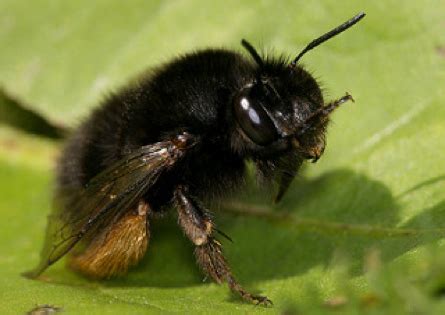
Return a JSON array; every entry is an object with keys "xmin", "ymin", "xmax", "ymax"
[
  {"xmin": 230, "ymin": 13, "xmax": 364, "ymax": 201},
  {"xmin": 231, "ymin": 61, "xmax": 339, "ymax": 162}
]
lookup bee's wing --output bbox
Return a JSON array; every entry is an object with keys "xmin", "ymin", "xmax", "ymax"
[{"xmin": 24, "ymin": 135, "xmax": 195, "ymax": 278}]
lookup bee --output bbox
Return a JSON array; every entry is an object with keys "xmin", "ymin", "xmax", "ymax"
[{"xmin": 24, "ymin": 13, "xmax": 366, "ymax": 305}]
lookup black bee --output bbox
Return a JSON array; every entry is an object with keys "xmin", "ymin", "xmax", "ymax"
[{"xmin": 24, "ymin": 13, "xmax": 366, "ymax": 305}]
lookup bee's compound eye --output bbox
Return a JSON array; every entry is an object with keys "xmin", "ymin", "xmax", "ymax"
[{"xmin": 233, "ymin": 94, "xmax": 278, "ymax": 146}]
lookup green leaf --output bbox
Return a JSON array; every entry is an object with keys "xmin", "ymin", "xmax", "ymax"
[{"xmin": 1, "ymin": 0, "xmax": 445, "ymax": 314}]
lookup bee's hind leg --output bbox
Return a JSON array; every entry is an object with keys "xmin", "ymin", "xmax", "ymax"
[{"xmin": 174, "ymin": 185, "xmax": 272, "ymax": 306}]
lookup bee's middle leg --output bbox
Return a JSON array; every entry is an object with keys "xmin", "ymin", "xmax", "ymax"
[{"xmin": 174, "ymin": 185, "xmax": 272, "ymax": 306}]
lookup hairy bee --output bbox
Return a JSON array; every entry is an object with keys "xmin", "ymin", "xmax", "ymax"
[{"xmin": 24, "ymin": 13, "xmax": 366, "ymax": 305}]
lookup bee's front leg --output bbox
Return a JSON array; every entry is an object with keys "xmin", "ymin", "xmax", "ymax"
[{"xmin": 174, "ymin": 185, "xmax": 272, "ymax": 306}]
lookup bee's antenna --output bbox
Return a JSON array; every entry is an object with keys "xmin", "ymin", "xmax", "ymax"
[
  {"xmin": 291, "ymin": 12, "xmax": 366, "ymax": 66},
  {"xmin": 296, "ymin": 93, "xmax": 354, "ymax": 136},
  {"xmin": 241, "ymin": 39, "xmax": 264, "ymax": 67}
]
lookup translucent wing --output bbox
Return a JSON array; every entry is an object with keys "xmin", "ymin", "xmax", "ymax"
[{"xmin": 24, "ymin": 133, "xmax": 196, "ymax": 278}]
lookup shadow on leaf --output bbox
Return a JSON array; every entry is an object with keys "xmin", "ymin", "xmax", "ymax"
[{"xmin": 56, "ymin": 169, "xmax": 445, "ymax": 291}]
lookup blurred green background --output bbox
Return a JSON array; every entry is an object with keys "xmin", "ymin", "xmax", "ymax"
[{"xmin": 1, "ymin": 0, "xmax": 445, "ymax": 314}]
